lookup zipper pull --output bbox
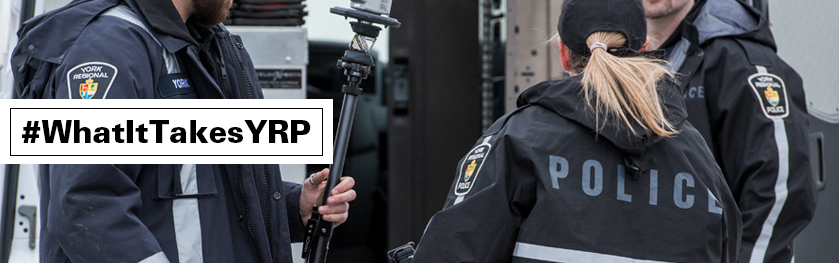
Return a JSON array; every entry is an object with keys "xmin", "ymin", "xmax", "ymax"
[
  {"xmin": 624, "ymin": 157, "xmax": 642, "ymax": 180},
  {"xmin": 217, "ymin": 44, "xmax": 228, "ymax": 80}
]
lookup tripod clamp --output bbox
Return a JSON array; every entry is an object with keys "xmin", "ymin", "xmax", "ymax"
[
  {"xmin": 335, "ymin": 20, "xmax": 382, "ymax": 96},
  {"xmin": 336, "ymin": 51, "xmax": 372, "ymax": 96}
]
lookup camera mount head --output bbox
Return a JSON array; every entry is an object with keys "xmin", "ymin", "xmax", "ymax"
[
  {"xmin": 345, "ymin": 0, "xmax": 398, "ymax": 17},
  {"xmin": 326, "ymin": 4, "xmax": 400, "ymax": 95},
  {"xmin": 330, "ymin": 7, "xmax": 401, "ymax": 28}
]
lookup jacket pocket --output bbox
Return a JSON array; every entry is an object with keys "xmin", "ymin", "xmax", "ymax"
[{"xmin": 156, "ymin": 164, "xmax": 218, "ymax": 199}]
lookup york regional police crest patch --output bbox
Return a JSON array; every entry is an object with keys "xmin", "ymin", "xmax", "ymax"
[
  {"xmin": 455, "ymin": 137, "xmax": 492, "ymax": 196},
  {"xmin": 67, "ymin": 62, "xmax": 118, "ymax": 99},
  {"xmin": 748, "ymin": 73, "xmax": 789, "ymax": 119}
]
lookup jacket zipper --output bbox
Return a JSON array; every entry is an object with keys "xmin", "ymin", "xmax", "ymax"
[
  {"xmin": 227, "ymin": 33, "xmax": 255, "ymax": 99},
  {"xmin": 215, "ymin": 40, "xmax": 233, "ymax": 98},
  {"xmin": 260, "ymin": 164, "xmax": 276, "ymax": 261},
  {"xmin": 238, "ymin": 164, "xmax": 265, "ymax": 263}
]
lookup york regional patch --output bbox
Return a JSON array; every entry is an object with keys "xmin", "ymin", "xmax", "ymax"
[
  {"xmin": 67, "ymin": 62, "xmax": 118, "ymax": 99},
  {"xmin": 455, "ymin": 137, "xmax": 492, "ymax": 196},
  {"xmin": 748, "ymin": 73, "xmax": 789, "ymax": 119}
]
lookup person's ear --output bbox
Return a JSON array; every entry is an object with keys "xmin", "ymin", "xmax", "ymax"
[
  {"xmin": 641, "ymin": 37, "xmax": 650, "ymax": 51},
  {"xmin": 558, "ymin": 38, "xmax": 572, "ymax": 72}
]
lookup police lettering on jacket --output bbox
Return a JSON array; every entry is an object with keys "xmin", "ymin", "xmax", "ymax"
[{"xmin": 549, "ymin": 155, "xmax": 723, "ymax": 214}]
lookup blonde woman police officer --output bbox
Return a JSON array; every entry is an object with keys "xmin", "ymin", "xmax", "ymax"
[{"xmin": 410, "ymin": 0, "xmax": 741, "ymax": 262}]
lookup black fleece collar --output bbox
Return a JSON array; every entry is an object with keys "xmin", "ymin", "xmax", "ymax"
[
  {"xmin": 685, "ymin": 0, "xmax": 708, "ymax": 23},
  {"xmin": 658, "ymin": 0, "xmax": 706, "ymax": 51}
]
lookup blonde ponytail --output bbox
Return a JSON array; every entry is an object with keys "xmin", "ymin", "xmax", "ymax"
[{"xmin": 578, "ymin": 31, "xmax": 677, "ymax": 137}]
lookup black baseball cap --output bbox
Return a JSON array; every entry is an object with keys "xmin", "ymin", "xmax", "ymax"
[{"xmin": 557, "ymin": 0, "xmax": 647, "ymax": 56}]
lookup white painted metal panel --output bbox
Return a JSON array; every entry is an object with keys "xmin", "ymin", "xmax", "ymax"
[{"xmin": 772, "ymin": 0, "xmax": 839, "ymax": 122}]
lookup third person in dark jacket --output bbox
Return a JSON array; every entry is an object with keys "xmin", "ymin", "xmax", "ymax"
[
  {"xmin": 410, "ymin": 0, "xmax": 741, "ymax": 262},
  {"xmin": 644, "ymin": 0, "xmax": 818, "ymax": 262}
]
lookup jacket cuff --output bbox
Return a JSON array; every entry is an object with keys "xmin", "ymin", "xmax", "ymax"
[{"xmin": 283, "ymin": 181, "xmax": 306, "ymax": 242}]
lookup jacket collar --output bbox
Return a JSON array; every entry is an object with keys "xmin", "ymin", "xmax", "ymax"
[
  {"xmin": 124, "ymin": 0, "xmax": 197, "ymax": 51},
  {"xmin": 681, "ymin": 0, "xmax": 766, "ymax": 47}
]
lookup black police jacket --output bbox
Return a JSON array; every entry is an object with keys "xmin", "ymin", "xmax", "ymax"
[
  {"xmin": 411, "ymin": 76, "xmax": 742, "ymax": 262},
  {"xmin": 665, "ymin": 0, "xmax": 818, "ymax": 262},
  {"xmin": 11, "ymin": 0, "xmax": 305, "ymax": 262}
]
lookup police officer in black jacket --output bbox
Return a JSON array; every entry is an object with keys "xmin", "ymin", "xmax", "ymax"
[
  {"xmin": 410, "ymin": 0, "xmax": 741, "ymax": 262},
  {"xmin": 644, "ymin": 0, "xmax": 818, "ymax": 262},
  {"xmin": 12, "ymin": 0, "xmax": 356, "ymax": 262}
]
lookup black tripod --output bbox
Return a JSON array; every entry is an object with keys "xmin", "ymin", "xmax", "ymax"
[{"xmin": 302, "ymin": 6, "xmax": 399, "ymax": 263}]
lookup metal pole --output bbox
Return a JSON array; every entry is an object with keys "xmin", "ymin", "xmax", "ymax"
[
  {"xmin": 308, "ymin": 89, "xmax": 359, "ymax": 263},
  {"xmin": 19, "ymin": 0, "xmax": 36, "ymax": 27},
  {"xmin": 480, "ymin": 0, "xmax": 493, "ymax": 131},
  {"xmin": 0, "ymin": 164, "xmax": 21, "ymax": 263}
]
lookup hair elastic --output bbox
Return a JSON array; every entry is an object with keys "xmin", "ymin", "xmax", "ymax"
[{"xmin": 589, "ymin": 42, "xmax": 607, "ymax": 52}]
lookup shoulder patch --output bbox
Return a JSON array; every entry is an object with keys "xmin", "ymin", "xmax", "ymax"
[
  {"xmin": 67, "ymin": 62, "xmax": 118, "ymax": 99},
  {"xmin": 748, "ymin": 73, "xmax": 789, "ymax": 119},
  {"xmin": 455, "ymin": 136, "xmax": 492, "ymax": 196}
]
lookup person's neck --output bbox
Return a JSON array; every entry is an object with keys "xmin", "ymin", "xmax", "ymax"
[
  {"xmin": 171, "ymin": 0, "xmax": 193, "ymax": 23},
  {"xmin": 646, "ymin": 1, "xmax": 694, "ymax": 50}
]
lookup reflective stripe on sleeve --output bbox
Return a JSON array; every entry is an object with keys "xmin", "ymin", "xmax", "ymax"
[
  {"xmin": 173, "ymin": 164, "xmax": 204, "ymax": 263},
  {"xmin": 512, "ymin": 242, "xmax": 673, "ymax": 263},
  {"xmin": 138, "ymin": 252, "xmax": 170, "ymax": 263},
  {"xmin": 748, "ymin": 65, "xmax": 791, "ymax": 263},
  {"xmin": 453, "ymin": 195, "xmax": 464, "ymax": 205},
  {"xmin": 748, "ymin": 118, "xmax": 790, "ymax": 263}
]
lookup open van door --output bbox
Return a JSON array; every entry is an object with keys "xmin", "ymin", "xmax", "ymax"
[
  {"xmin": 1, "ymin": 0, "xmax": 61, "ymax": 261},
  {"xmin": 1, "ymin": 165, "xmax": 40, "ymax": 263},
  {"xmin": 764, "ymin": 0, "xmax": 839, "ymax": 261}
]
